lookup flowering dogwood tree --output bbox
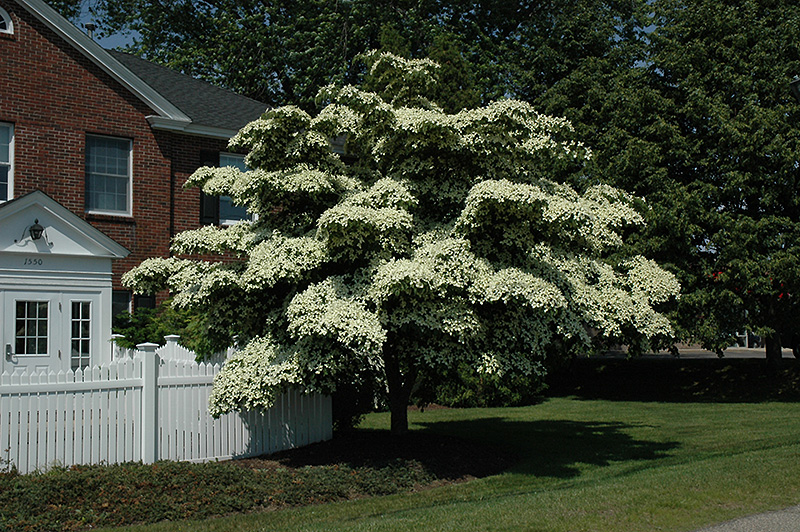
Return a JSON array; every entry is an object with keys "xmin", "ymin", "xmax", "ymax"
[{"xmin": 123, "ymin": 52, "xmax": 679, "ymax": 434}]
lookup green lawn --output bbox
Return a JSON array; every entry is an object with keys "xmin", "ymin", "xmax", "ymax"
[{"xmin": 94, "ymin": 396, "xmax": 800, "ymax": 532}]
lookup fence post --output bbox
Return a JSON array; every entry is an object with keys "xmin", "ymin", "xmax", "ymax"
[
  {"xmin": 163, "ymin": 335, "xmax": 180, "ymax": 360},
  {"xmin": 110, "ymin": 334, "xmax": 125, "ymax": 360},
  {"xmin": 137, "ymin": 342, "xmax": 160, "ymax": 464}
]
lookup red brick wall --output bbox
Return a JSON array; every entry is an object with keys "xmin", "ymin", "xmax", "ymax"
[{"xmin": 0, "ymin": 0, "xmax": 229, "ymax": 291}]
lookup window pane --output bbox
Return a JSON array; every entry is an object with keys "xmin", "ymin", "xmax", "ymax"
[
  {"xmin": 16, "ymin": 302, "xmax": 24, "ymax": 319},
  {"xmin": 86, "ymin": 136, "xmax": 130, "ymax": 213},
  {"xmin": 37, "ymin": 338, "xmax": 47, "ymax": 354},
  {"xmin": 1, "ymin": 124, "xmax": 11, "ymax": 202},
  {"xmin": 219, "ymin": 196, "xmax": 249, "ymax": 223},
  {"xmin": 37, "ymin": 302, "xmax": 47, "ymax": 318},
  {"xmin": 71, "ymin": 302, "xmax": 91, "ymax": 368},
  {"xmin": 0, "ymin": 167, "xmax": 7, "ymax": 202},
  {"xmin": 219, "ymin": 153, "xmax": 246, "ymax": 170},
  {"xmin": 218, "ymin": 153, "xmax": 250, "ymax": 224},
  {"xmin": 112, "ymin": 291, "xmax": 130, "ymax": 318},
  {"xmin": 0, "ymin": 124, "xmax": 9, "ymax": 161}
]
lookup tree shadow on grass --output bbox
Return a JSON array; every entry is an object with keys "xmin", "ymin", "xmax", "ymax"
[
  {"xmin": 262, "ymin": 417, "xmax": 678, "ymax": 482},
  {"xmin": 413, "ymin": 417, "xmax": 679, "ymax": 479}
]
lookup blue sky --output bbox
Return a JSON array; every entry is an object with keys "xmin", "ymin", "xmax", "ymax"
[{"xmin": 77, "ymin": 2, "xmax": 136, "ymax": 49}]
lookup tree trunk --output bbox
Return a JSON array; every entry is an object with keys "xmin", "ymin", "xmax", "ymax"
[
  {"xmin": 383, "ymin": 345, "xmax": 415, "ymax": 436},
  {"xmin": 765, "ymin": 331, "xmax": 782, "ymax": 371},
  {"xmin": 389, "ymin": 392, "xmax": 410, "ymax": 436}
]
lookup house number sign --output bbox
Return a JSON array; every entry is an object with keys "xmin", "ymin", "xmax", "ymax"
[{"xmin": 23, "ymin": 258, "xmax": 43, "ymax": 266}]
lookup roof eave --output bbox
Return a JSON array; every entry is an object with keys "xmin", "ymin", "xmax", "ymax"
[{"xmin": 147, "ymin": 116, "xmax": 242, "ymax": 140}]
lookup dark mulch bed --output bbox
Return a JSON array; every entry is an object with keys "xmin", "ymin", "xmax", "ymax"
[{"xmin": 233, "ymin": 428, "xmax": 516, "ymax": 484}]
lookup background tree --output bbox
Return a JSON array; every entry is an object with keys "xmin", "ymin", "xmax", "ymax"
[
  {"xmin": 123, "ymin": 52, "xmax": 679, "ymax": 434},
  {"xmin": 544, "ymin": 0, "xmax": 800, "ymax": 360}
]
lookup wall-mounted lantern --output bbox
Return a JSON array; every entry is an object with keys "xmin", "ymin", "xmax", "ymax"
[
  {"xmin": 29, "ymin": 219, "xmax": 44, "ymax": 240},
  {"xmin": 14, "ymin": 218, "xmax": 52, "ymax": 246}
]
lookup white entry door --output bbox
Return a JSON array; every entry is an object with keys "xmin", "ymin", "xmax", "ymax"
[{"xmin": 2, "ymin": 290, "xmax": 101, "ymax": 375}]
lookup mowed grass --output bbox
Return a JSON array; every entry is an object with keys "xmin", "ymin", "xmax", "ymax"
[{"xmin": 95, "ymin": 393, "xmax": 800, "ymax": 532}]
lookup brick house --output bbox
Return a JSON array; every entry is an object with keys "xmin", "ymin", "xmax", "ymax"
[
  {"xmin": 0, "ymin": 0, "xmax": 267, "ymax": 372},
  {"xmin": 0, "ymin": 0, "xmax": 267, "ymax": 312}
]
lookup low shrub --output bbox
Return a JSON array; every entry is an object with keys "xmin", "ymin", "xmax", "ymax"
[{"xmin": 0, "ymin": 458, "xmax": 437, "ymax": 532}]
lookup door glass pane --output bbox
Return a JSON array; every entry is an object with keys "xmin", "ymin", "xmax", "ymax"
[
  {"xmin": 71, "ymin": 302, "xmax": 91, "ymax": 370},
  {"xmin": 15, "ymin": 301, "xmax": 49, "ymax": 355}
]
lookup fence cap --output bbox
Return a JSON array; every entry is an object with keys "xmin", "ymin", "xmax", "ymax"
[{"xmin": 136, "ymin": 342, "xmax": 160, "ymax": 351}]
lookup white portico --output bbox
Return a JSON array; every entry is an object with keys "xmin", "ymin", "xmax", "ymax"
[{"xmin": 0, "ymin": 191, "xmax": 129, "ymax": 374}]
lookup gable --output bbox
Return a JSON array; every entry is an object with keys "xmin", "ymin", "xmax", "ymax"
[{"xmin": 0, "ymin": 191, "xmax": 129, "ymax": 258}]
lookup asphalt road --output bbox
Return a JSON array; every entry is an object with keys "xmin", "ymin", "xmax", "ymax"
[{"xmin": 693, "ymin": 505, "xmax": 800, "ymax": 532}]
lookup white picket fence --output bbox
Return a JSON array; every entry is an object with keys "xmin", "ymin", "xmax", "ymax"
[{"xmin": 0, "ymin": 337, "xmax": 332, "ymax": 474}]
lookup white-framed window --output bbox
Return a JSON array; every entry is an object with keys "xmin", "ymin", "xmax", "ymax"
[
  {"xmin": 70, "ymin": 301, "xmax": 91, "ymax": 370},
  {"xmin": 15, "ymin": 301, "xmax": 49, "ymax": 356},
  {"xmin": 85, "ymin": 135, "xmax": 132, "ymax": 215},
  {"xmin": 218, "ymin": 153, "xmax": 251, "ymax": 225},
  {"xmin": 0, "ymin": 123, "xmax": 13, "ymax": 202},
  {"xmin": 0, "ymin": 7, "xmax": 13, "ymax": 35}
]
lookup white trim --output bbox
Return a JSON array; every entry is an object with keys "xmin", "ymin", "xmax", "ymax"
[
  {"xmin": 0, "ymin": 123, "xmax": 13, "ymax": 203},
  {"xmin": 146, "ymin": 116, "xmax": 241, "ymax": 140},
  {"xmin": 15, "ymin": 0, "xmax": 190, "ymax": 122},
  {"xmin": 0, "ymin": 6, "xmax": 13, "ymax": 34},
  {"xmin": 85, "ymin": 134, "xmax": 133, "ymax": 217}
]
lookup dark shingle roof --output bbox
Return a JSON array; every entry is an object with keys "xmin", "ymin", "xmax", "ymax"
[{"xmin": 108, "ymin": 50, "xmax": 267, "ymax": 132}]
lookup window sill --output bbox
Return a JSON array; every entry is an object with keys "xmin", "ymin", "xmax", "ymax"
[{"xmin": 86, "ymin": 212, "xmax": 136, "ymax": 224}]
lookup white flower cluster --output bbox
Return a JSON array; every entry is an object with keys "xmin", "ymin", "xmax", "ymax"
[
  {"xmin": 317, "ymin": 201, "xmax": 414, "ymax": 260},
  {"xmin": 171, "ymin": 223, "xmax": 257, "ymax": 256},
  {"xmin": 240, "ymin": 235, "xmax": 327, "ymax": 291},
  {"xmin": 208, "ymin": 336, "xmax": 302, "ymax": 416},
  {"xmin": 286, "ymin": 278, "xmax": 387, "ymax": 357},
  {"xmin": 622, "ymin": 256, "xmax": 682, "ymax": 305},
  {"xmin": 531, "ymin": 245, "xmax": 678, "ymax": 339},
  {"xmin": 456, "ymin": 178, "xmax": 645, "ymax": 253},
  {"xmin": 476, "ymin": 268, "xmax": 567, "ymax": 311}
]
